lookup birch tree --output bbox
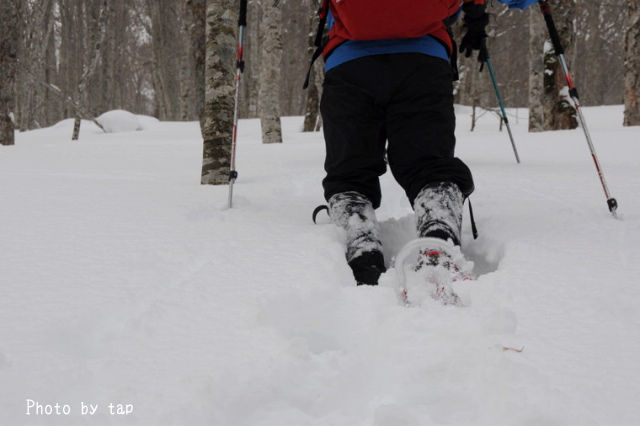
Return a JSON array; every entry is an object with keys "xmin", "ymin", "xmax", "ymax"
[
  {"xmin": 529, "ymin": 1, "xmax": 578, "ymax": 131},
  {"xmin": 528, "ymin": 8, "xmax": 545, "ymax": 132},
  {"xmin": 0, "ymin": 0, "xmax": 19, "ymax": 145},
  {"xmin": 201, "ymin": 0, "xmax": 237, "ymax": 185},
  {"xmin": 147, "ymin": 0, "xmax": 182, "ymax": 120},
  {"xmin": 187, "ymin": 0, "xmax": 206, "ymax": 126},
  {"xmin": 72, "ymin": 0, "xmax": 108, "ymax": 140},
  {"xmin": 624, "ymin": 0, "xmax": 640, "ymax": 126},
  {"xmin": 244, "ymin": 0, "xmax": 261, "ymax": 118},
  {"xmin": 258, "ymin": 0, "xmax": 283, "ymax": 143},
  {"xmin": 544, "ymin": 0, "xmax": 577, "ymax": 130},
  {"xmin": 15, "ymin": 0, "xmax": 56, "ymax": 131}
]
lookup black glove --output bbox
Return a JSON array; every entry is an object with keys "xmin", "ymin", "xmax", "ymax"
[{"xmin": 459, "ymin": 3, "xmax": 489, "ymax": 65}]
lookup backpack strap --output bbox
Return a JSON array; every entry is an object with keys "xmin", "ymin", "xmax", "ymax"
[
  {"xmin": 442, "ymin": 10, "xmax": 461, "ymax": 81},
  {"xmin": 445, "ymin": 25, "xmax": 460, "ymax": 81},
  {"xmin": 303, "ymin": 0, "xmax": 330, "ymax": 90}
]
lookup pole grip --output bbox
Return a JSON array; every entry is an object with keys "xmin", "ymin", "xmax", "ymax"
[
  {"xmin": 538, "ymin": 1, "xmax": 564, "ymax": 55},
  {"xmin": 239, "ymin": 0, "xmax": 248, "ymax": 27},
  {"xmin": 481, "ymin": 38, "xmax": 490, "ymax": 60}
]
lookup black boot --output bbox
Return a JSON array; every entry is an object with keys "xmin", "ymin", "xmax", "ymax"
[
  {"xmin": 348, "ymin": 250, "xmax": 386, "ymax": 286},
  {"xmin": 328, "ymin": 191, "xmax": 386, "ymax": 285}
]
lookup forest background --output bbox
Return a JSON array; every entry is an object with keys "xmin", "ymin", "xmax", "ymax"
[{"xmin": 1, "ymin": 1, "xmax": 639, "ymax": 174}]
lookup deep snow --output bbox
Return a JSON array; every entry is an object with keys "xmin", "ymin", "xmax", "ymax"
[{"xmin": 1, "ymin": 106, "xmax": 639, "ymax": 425}]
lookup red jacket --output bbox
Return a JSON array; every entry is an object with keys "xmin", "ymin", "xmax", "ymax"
[{"xmin": 322, "ymin": 0, "xmax": 485, "ymax": 59}]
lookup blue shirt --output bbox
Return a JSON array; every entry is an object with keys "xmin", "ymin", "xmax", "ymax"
[{"xmin": 325, "ymin": 11, "xmax": 451, "ymax": 72}]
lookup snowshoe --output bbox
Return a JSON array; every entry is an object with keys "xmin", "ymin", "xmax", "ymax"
[{"xmin": 394, "ymin": 237, "xmax": 473, "ymax": 306}]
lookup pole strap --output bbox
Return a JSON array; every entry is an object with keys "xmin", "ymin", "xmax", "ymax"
[
  {"xmin": 444, "ymin": 25, "xmax": 460, "ymax": 81},
  {"xmin": 303, "ymin": 0, "xmax": 330, "ymax": 89},
  {"xmin": 468, "ymin": 199, "xmax": 479, "ymax": 240}
]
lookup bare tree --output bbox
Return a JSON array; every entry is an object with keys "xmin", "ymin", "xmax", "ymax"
[
  {"xmin": 58, "ymin": 0, "xmax": 82, "ymax": 120},
  {"xmin": 72, "ymin": 0, "xmax": 108, "ymax": 140},
  {"xmin": 201, "ymin": 0, "xmax": 237, "ymax": 185},
  {"xmin": 147, "ymin": 0, "xmax": 187, "ymax": 120},
  {"xmin": 258, "ymin": 0, "xmax": 283, "ymax": 143},
  {"xmin": 187, "ymin": 0, "xmax": 206, "ymax": 126},
  {"xmin": 0, "ymin": 0, "xmax": 20, "ymax": 145},
  {"xmin": 15, "ymin": 0, "xmax": 56, "ymax": 131},
  {"xmin": 529, "ymin": 7, "xmax": 547, "ymax": 132},
  {"xmin": 5, "ymin": 0, "xmax": 632, "ymax": 136},
  {"xmin": 546, "ymin": 1, "xmax": 577, "ymax": 130},
  {"xmin": 528, "ymin": 1, "xmax": 578, "ymax": 131},
  {"xmin": 624, "ymin": 0, "xmax": 640, "ymax": 126},
  {"xmin": 528, "ymin": 7, "xmax": 545, "ymax": 132},
  {"xmin": 573, "ymin": 1, "xmax": 626, "ymax": 106},
  {"xmin": 57, "ymin": 0, "xmax": 154, "ymax": 124},
  {"xmin": 243, "ymin": 0, "xmax": 261, "ymax": 118}
]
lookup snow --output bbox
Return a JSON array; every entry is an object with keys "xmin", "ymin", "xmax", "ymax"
[
  {"xmin": 95, "ymin": 110, "xmax": 144, "ymax": 133},
  {"xmin": 1, "ymin": 106, "xmax": 640, "ymax": 425},
  {"xmin": 49, "ymin": 110, "xmax": 160, "ymax": 136},
  {"xmin": 135, "ymin": 114, "xmax": 161, "ymax": 131}
]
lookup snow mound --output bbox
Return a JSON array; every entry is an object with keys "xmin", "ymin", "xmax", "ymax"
[
  {"xmin": 51, "ymin": 118, "xmax": 102, "ymax": 133},
  {"xmin": 50, "ymin": 111, "xmax": 160, "ymax": 134},
  {"xmin": 96, "ymin": 110, "xmax": 143, "ymax": 133},
  {"xmin": 136, "ymin": 114, "xmax": 161, "ymax": 130}
]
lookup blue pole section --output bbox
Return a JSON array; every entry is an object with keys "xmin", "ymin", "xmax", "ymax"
[{"xmin": 485, "ymin": 58, "xmax": 521, "ymax": 164}]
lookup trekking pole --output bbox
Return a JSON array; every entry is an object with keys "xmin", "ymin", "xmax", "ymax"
[
  {"xmin": 228, "ymin": 0, "xmax": 248, "ymax": 209},
  {"xmin": 481, "ymin": 41, "xmax": 521, "ymax": 164},
  {"xmin": 538, "ymin": 0, "xmax": 618, "ymax": 217}
]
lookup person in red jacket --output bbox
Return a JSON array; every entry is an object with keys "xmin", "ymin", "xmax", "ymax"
[{"xmin": 316, "ymin": 0, "xmax": 531, "ymax": 286}]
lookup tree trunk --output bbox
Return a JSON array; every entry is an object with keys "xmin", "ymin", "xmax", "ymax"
[
  {"xmin": 303, "ymin": 65, "xmax": 320, "ymax": 132},
  {"xmin": 178, "ymin": 2, "xmax": 192, "ymax": 121},
  {"xmin": 258, "ymin": 0, "xmax": 283, "ymax": 143},
  {"xmin": 313, "ymin": 62, "xmax": 324, "ymax": 132},
  {"xmin": 187, "ymin": 0, "xmax": 206, "ymax": 127},
  {"xmin": 201, "ymin": 0, "xmax": 237, "ymax": 185},
  {"xmin": 541, "ymin": 0, "xmax": 577, "ymax": 131},
  {"xmin": 0, "ymin": 0, "xmax": 19, "ymax": 146},
  {"xmin": 624, "ymin": 1, "xmax": 640, "ymax": 126},
  {"xmin": 147, "ymin": 0, "xmax": 194, "ymax": 121},
  {"xmin": 470, "ymin": 65, "xmax": 480, "ymax": 132},
  {"xmin": 73, "ymin": 0, "xmax": 108, "ymax": 140},
  {"xmin": 246, "ymin": 0, "xmax": 261, "ymax": 118},
  {"xmin": 528, "ymin": 7, "xmax": 545, "ymax": 132},
  {"xmin": 15, "ymin": 0, "xmax": 55, "ymax": 131}
]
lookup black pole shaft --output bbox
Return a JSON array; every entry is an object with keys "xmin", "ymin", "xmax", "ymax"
[
  {"xmin": 239, "ymin": 0, "xmax": 248, "ymax": 26},
  {"xmin": 538, "ymin": 1, "xmax": 564, "ymax": 55}
]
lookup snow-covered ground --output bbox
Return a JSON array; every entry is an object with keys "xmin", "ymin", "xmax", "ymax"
[{"xmin": 1, "ymin": 106, "xmax": 639, "ymax": 425}]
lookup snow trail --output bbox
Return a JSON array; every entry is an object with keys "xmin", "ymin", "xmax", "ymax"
[{"xmin": 1, "ymin": 108, "xmax": 639, "ymax": 425}]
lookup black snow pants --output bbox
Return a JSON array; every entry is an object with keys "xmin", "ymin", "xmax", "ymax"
[{"xmin": 320, "ymin": 53, "xmax": 474, "ymax": 209}]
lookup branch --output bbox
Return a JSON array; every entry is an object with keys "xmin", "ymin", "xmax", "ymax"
[{"xmin": 17, "ymin": 60, "xmax": 106, "ymax": 133}]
